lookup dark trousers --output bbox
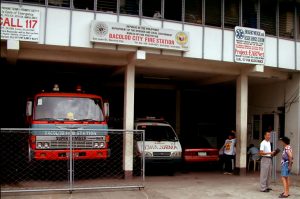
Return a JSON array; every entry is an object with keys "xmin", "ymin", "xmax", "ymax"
[{"xmin": 224, "ymin": 154, "xmax": 235, "ymax": 172}]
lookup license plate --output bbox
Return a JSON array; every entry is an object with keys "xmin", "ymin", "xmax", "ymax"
[{"xmin": 198, "ymin": 152, "xmax": 207, "ymax": 156}]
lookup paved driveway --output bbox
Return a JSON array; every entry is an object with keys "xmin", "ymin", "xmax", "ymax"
[{"xmin": 2, "ymin": 171, "xmax": 299, "ymax": 199}]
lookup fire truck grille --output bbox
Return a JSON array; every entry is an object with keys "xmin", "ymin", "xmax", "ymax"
[
  {"xmin": 153, "ymin": 152, "xmax": 171, "ymax": 157},
  {"xmin": 50, "ymin": 141, "xmax": 94, "ymax": 149}
]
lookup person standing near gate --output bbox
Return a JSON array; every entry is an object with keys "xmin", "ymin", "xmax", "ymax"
[
  {"xmin": 260, "ymin": 131, "xmax": 275, "ymax": 192},
  {"xmin": 222, "ymin": 132, "xmax": 236, "ymax": 175},
  {"xmin": 278, "ymin": 136, "xmax": 293, "ymax": 198}
]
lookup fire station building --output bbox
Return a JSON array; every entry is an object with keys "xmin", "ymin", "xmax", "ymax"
[{"xmin": 1, "ymin": 0, "xmax": 300, "ymax": 176}]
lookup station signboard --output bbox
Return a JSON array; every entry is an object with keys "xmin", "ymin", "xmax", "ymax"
[{"xmin": 90, "ymin": 21, "xmax": 189, "ymax": 51}]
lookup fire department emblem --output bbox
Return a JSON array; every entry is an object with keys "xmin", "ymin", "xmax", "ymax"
[
  {"xmin": 175, "ymin": 32, "xmax": 188, "ymax": 46},
  {"xmin": 235, "ymin": 28, "xmax": 244, "ymax": 39},
  {"xmin": 94, "ymin": 22, "xmax": 108, "ymax": 37}
]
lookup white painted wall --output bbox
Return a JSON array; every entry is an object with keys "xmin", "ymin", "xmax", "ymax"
[
  {"xmin": 297, "ymin": 42, "xmax": 300, "ymax": 70},
  {"xmin": 46, "ymin": 8, "xmax": 70, "ymax": 46},
  {"xmin": 279, "ymin": 39, "xmax": 296, "ymax": 70},
  {"xmin": 264, "ymin": 37, "xmax": 277, "ymax": 68},
  {"xmin": 183, "ymin": 25, "xmax": 202, "ymax": 59},
  {"xmin": 248, "ymin": 82, "xmax": 285, "ymax": 148},
  {"xmin": 249, "ymin": 75, "xmax": 300, "ymax": 174},
  {"xmin": 284, "ymin": 74, "xmax": 300, "ymax": 175},
  {"xmin": 71, "ymin": 11, "xmax": 94, "ymax": 48},
  {"xmin": 223, "ymin": 30, "xmax": 234, "ymax": 62},
  {"xmin": 203, "ymin": 27, "xmax": 222, "ymax": 61}
]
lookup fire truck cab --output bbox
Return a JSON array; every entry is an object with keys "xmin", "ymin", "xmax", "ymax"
[{"xmin": 26, "ymin": 85, "xmax": 110, "ymax": 161}]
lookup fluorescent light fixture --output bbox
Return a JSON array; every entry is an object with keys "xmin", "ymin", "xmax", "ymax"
[
  {"xmin": 143, "ymin": 76, "xmax": 171, "ymax": 80},
  {"xmin": 136, "ymin": 50, "xmax": 146, "ymax": 60},
  {"xmin": 7, "ymin": 39, "xmax": 19, "ymax": 50},
  {"xmin": 253, "ymin": 65, "xmax": 264, "ymax": 72}
]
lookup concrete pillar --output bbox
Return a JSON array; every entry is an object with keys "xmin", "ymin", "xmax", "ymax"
[
  {"xmin": 123, "ymin": 54, "xmax": 136, "ymax": 179},
  {"xmin": 175, "ymin": 90, "xmax": 181, "ymax": 136},
  {"xmin": 236, "ymin": 72, "xmax": 248, "ymax": 175},
  {"xmin": 285, "ymin": 74, "xmax": 300, "ymax": 175}
]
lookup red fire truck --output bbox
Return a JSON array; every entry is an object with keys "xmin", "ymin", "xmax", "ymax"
[{"xmin": 25, "ymin": 84, "xmax": 110, "ymax": 161}]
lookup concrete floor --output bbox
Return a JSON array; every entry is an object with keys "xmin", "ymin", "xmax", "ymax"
[{"xmin": 1, "ymin": 171, "xmax": 299, "ymax": 199}]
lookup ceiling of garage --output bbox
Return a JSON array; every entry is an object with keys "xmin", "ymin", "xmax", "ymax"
[{"xmin": 1, "ymin": 42, "xmax": 291, "ymax": 88}]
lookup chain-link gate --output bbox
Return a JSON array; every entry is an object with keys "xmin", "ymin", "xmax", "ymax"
[{"xmin": 0, "ymin": 128, "xmax": 145, "ymax": 193}]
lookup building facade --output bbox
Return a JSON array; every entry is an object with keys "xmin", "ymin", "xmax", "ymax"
[{"xmin": 1, "ymin": 0, "xmax": 300, "ymax": 175}]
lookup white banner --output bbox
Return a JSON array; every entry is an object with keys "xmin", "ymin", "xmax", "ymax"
[
  {"xmin": 90, "ymin": 21, "xmax": 189, "ymax": 51},
  {"xmin": 1, "ymin": 6, "xmax": 40, "ymax": 42},
  {"xmin": 234, "ymin": 26, "xmax": 265, "ymax": 64}
]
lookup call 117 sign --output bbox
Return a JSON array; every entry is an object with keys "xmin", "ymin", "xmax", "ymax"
[{"xmin": 1, "ymin": 6, "xmax": 40, "ymax": 42}]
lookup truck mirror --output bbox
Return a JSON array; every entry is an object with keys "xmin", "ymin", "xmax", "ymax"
[
  {"xmin": 104, "ymin": 102, "xmax": 109, "ymax": 117},
  {"xmin": 26, "ymin": 101, "xmax": 33, "ymax": 116}
]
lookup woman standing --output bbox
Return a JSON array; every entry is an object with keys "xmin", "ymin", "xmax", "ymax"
[{"xmin": 279, "ymin": 136, "xmax": 293, "ymax": 198}]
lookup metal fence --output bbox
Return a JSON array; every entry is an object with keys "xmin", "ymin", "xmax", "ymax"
[{"xmin": 0, "ymin": 128, "xmax": 145, "ymax": 193}]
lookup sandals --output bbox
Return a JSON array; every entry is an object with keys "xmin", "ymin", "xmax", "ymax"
[
  {"xmin": 279, "ymin": 195, "xmax": 289, "ymax": 198},
  {"xmin": 279, "ymin": 193, "xmax": 290, "ymax": 198}
]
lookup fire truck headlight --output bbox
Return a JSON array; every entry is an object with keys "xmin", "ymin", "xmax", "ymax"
[
  {"xmin": 94, "ymin": 142, "xmax": 99, "ymax": 148},
  {"xmin": 44, "ymin": 142, "xmax": 50, "ymax": 149},
  {"xmin": 99, "ymin": 142, "xmax": 105, "ymax": 148},
  {"xmin": 37, "ymin": 142, "xmax": 42, "ymax": 149}
]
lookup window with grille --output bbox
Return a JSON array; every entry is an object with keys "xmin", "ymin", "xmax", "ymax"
[
  {"xmin": 48, "ymin": 0, "xmax": 70, "ymax": 7},
  {"xmin": 164, "ymin": 0, "xmax": 182, "ymax": 21},
  {"xmin": 224, "ymin": 0, "xmax": 239, "ymax": 29},
  {"xmin": 142, "ymin": 0, "xmax": 161, "ymax": 19},
  {"xmin": 73, "ymin": 0, "xmax": 94, "ymax": 10},
  {"xmin": 23, "ymin": 0, "xmax": 45, "ymax": 5},
  {"xmin": 3, "ymin": 0, "xmax": 19, "ymax": 2},
  {"xmin": 260, "ymin": 0, "xmax": 276, "ymax": 36},
  {"xmin": 205, "ymin": 0, "xmax": 221, "ymax": 27},
  {"xmin": 185, "ymin": 0, "xmax": 202, "ymax": 24},
  {"xmin": 120, "ymin": 0, "xmax": 139, "ymax": 15},
  {"xmin": 279, "ymin": 0, "xmax": 295, "ymax": 39},
  {"xmin": 242, "ymin": 0, "xmax": 258, "ymax": 28},
  {"xmin": 97, "ymin": 0, "xmax": 117, "ymax": 13}
]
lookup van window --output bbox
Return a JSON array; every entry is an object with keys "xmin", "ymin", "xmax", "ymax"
[{"xmin": 137, "ymin": 125, "xmax": 177, "ymax": 141}]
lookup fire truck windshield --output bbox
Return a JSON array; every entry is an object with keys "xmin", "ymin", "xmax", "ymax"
[{"xmin": 34, "ymin": 97, "xmax": 104, "ymax": 122}]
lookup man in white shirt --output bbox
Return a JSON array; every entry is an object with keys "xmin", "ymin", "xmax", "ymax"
[{"xmin": 260, "ymin": 131, "xmax": 275, "ymax": 192}]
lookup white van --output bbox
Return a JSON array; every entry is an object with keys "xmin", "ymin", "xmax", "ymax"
[{"xmin": 135, "ymin": 117, "xmax": 182, "ymax": 173}]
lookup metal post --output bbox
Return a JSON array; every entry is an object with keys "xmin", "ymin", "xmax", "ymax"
[
  {"xmin": 294, "ymin": 5, "xmax": 297, "ymax": 70},
  {"xmin": 221, "ymin": 0, "xmax": 224, "ymax": 61},
  {"xmin": 69, "ymin": 130, "xmax": 73, "ymax": 194},
  {"xmin": 276, "ymin": 0, "xmax": 279, "ymax": 67},
  {"xmin": 142, "ymin": 130, "xmax": 145, "ymax": 183},
  {"xmin": 257, "ymin": 0, "xmax": 260, "ymax": 29},
  {"xmin": 240, "ymin": 0, "xmax": 243, "ymax": 26},
  {"xmin": 202, "ymin": 0, "xmax": 205, "ymax": 59},
  {"xmin": 271, "ymin": 130, "xmax": 277, "ymax": 181}
]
